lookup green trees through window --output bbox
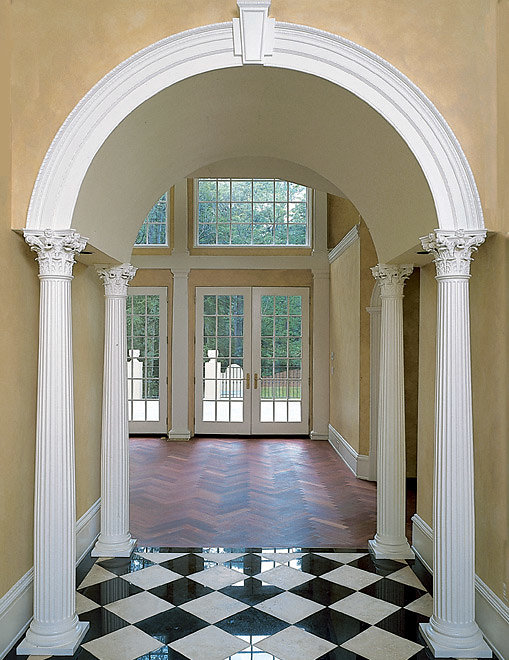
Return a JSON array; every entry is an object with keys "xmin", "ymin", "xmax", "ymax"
[
  {"xmin": 197, "ymin": 178, "xmax": 309, "ymax": 246},
  {"xmin": 135, "ymin": 193, "xmax": 167, "ymax": 245}
]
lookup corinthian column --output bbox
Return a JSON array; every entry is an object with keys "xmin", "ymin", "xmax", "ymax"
[
  {"xmin": 419, "ymin": 230, "xmax": 491, "ymax": 658},
  {"xmin": 92, "ymin": 264, "xmax": 137, "ymax": 558},
  {"xmin": 18, "ymin": 229, "xmax": 89, "ymax": 656},
  {"xmin": 369, "ymin": 264, "xmax": 414, "ymax": 560}
]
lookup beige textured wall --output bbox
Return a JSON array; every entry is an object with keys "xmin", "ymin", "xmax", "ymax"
[
  {"xmin": 130, "ymin": 269, "xmax": 173, "ymax": 430},
  {"xmin": 327, "ymin": 195, "xmax": 361, "ymax": 249},
  {"xmin": 9, "ymin": 1, "xmax": 498, "ymax": 232},
  {"xmin": 329, "ymin": 242, "xmax": 360, "ymax": 450},
  {"xmin": 417, "ymin": 235, "xmax": 509, "ymax": 601}
]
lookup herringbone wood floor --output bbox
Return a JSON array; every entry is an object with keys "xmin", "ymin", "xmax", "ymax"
[{"xmin": 130, "ymin": 436, "xmax": 415, "ymax": 547}]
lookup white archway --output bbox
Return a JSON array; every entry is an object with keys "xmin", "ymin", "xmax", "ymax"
[{"xmin": 18, "ymin": 5, "xmax": 491, "ymax": 658}]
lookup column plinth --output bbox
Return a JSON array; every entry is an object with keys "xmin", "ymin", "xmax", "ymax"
[
  {"xmin": 169, "ymin": 268, "xmax": 191, "ymax": 440},
  {"xmin": 368, "ymin": 264, "xmax": 414, "ymax": 560},
  {"xmin": 92, "ymin": 264, "xmax": 137, "ymax": 558},
  {"xmin": 18, "ymin": 229, "xmax": 89, "ymax": 656},
  {"xmin": 418, "ymin": 230, "xmax": 491, "ymax": 658}
]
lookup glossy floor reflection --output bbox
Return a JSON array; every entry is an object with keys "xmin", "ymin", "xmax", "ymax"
[{"xmin": 9, "ymin": 547, "xmax": 448, "ymax": 660}]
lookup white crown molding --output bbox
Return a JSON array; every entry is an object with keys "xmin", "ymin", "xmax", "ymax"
[
  {"xmin": 328, "ymin": 224, "xmax": 360, "ymax": 264},
  {"xmin": 24, "ymin": 19, "xmax": 484, "ymax": 243},
  {"xmin": 0, "ymin": 499, "xmax": 100, "ymax": 659},
  {"xmin": 411, "ymin": 514, "xmax": 509, "ymax": 660}
]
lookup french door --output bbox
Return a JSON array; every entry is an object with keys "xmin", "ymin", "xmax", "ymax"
[
  {"xmin": 127, "ymin": 287, "xmax": 168, "ymax": 433},
  {"xmin": 195, "ymin": 287, "xmax": 309, "ymax": 435}
]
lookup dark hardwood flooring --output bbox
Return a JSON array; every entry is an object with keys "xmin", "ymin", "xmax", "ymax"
[{"xmin": 130, "ymin": 436, "xmax": 415, "ymax": 548}]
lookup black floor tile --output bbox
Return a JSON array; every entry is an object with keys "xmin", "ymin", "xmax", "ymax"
[
  {"xmin": 360, "ymin": 577, "xmax": 425, "ymax": 607},
  {"xmin": 299, "ymin": 553, "xmax": 342, "ymax": 576},
  {"xmin": 289, "ymin": 576, "xmax": 355, "ymax": 606},
  {"xmin": 215, "ymin": 605, "xmax": 290, "ymax": 637},
  {"xmin": 160, "ymin": 553, "xmax": 209, "ymax": 576},
  {"xmin": 219, "ymin": 576, "xmax": 285, "ymax": 605},
  {"xmin": 149, "ymin": 576, "xmax": 214, "ymax": 606},
  {"xmin": 135, "ymin": 607, "xmax": 208, "ymax": 644},
  {"xmin": 134, "ymin": 646, "xmax": 189, "ymax": 660},
  {"xmin": 78, "ymin": 576, "xmax": 143, "ymax": 605},
  {"xmin": 318, "ymin": 648, "xmax": 369, "ymax": 660},
  {"xmin": 294, "ymin": 608, "xmax": 370, "ymax": 646},
  {"xmin": 376, "ymin": 607, "xmax": 429, "ymax": 643},
  {"xmin": 350, "ymin": 554, "xmax": 407, "ymax": 576},
  {"xmin": 97, "ymin": 555, "xmax": 157, "ymax": 576},
  {"xmin": 80, "ymin": 606, "xmax": 130, "ymax": 641}
]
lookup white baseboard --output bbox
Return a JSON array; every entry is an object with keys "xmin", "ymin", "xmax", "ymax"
[
  {"xmin": 328, "ymin": 424, "xmax": 370, "ymax": 481},
  {"xmin": 412, "ymin": 514, "xmax": 509, "ymax": 660},
  {"xmin": 0, "ymin": 498, "xmax": 101, "ymax": 660}
]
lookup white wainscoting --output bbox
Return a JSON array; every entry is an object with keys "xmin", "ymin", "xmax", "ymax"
[
  {"xmin": 328, "ymin": 424, "xmax": 370, "ymax": 481},
  {"xmin": 412, "ymin": 514, "xmax": 509, "ymax": 660},
  {"xmin": 0, "ymin": 498, "xmax": 101, "ymax": 659}
]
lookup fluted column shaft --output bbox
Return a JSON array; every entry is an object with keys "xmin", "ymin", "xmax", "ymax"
[
  {"xmin": 369, "ymin": 264, "xmax": 414, "ymax": 560},
  {"xmin": 419, "ymin": 229, "xmax": 491, "ymax": 658},
  {"xmin": 18, "ymin": 229, "xmax": 89, "ymax": 656},
  {"xmin": 169, "ymin": 268, "xmax": 191, "ymax": 440},
  {"xmin": 92, "ymin": 264, "xmax": 137, "ymax": 558}
]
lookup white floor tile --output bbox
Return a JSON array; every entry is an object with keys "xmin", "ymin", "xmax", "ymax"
[
  {"xmin": 256, "ymin": 626, "xmax": 337, "ymax": 660},
  {"xmin": 76, "ymin": 591, "xmax": 100, "ymax": 614},
  {"xmin": 169, "ymin": 625, "xmax": 249, "ymax": 660},
  {"xmin": 341, "ymin": 626, "xmax": 423, "ymax": 660},
  {"xmin": 104, "ymin": 590, "xmax": 173, "ymax": 623},
  {"xmin": 257, "ymin": 552, "xmax": 306, "ymax": 563},
  {"xmin": 254, "ymin": 564, "xmax": 315, "ymax": 590},
  {"xmin": 179, "ymin": 591, "xmax": 249, "ymax": 623},
  {"xmin": 329, "ymin": 591, "xmax": 400, "ymax": 624},
  {"xmin": 195, "ymin": 552, "xmax": 247, "ymax": 564},
  {"xmin": 120, "ymin": 564, "xmax": 181, "ymax": 590},
  {"xmin": 315, "ymin": 552, "xmax": 368, "ymax": 564},
  {"xmin": 134, "ymin": 551, "xmax": 187, "ymax": 563},
  {"xmin": 404, "ymin": 592, "xmax": 433, "ymax": 617},
  {"xmin": 189, "ymin": 565, "xmax": 247, "ymax": 590},
  {"xmin": 78, "ymin": 564, "xmax": 117, "ymax": 589},
  {"xmin": 82, "ymin": 624, "xmax": 164, "ymax": 660},
  {"xmin": 254, "ymin": 591, "xmax": 324, "ymax": 623},
  {"xmin": 321, "ymin": 564, "xmax": 383, "ymax": 590},
  {"xmin": 386, "ymin": 566, "xmax": 426, "ymax": 590}
]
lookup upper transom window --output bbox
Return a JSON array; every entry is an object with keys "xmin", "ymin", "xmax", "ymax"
[
  {"xmin": 195, "ymin": 178, "xmax": 310, "ymax": 247},
  {"xmin": 135, "ymin": 193, "xmax": 167, "ymax": 246}
]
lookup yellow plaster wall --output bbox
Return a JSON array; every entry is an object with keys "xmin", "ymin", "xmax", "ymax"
[
  {"xmin": 417, "ymin": 235, "xmax": 509, "ymax": 602},
  {"xmin": 403, "ymin": 270, "xmax": 420, "ymax": 478},
  {"xmin": 329, "ymin": 242, "xmax": 360, "ymax": 450}
]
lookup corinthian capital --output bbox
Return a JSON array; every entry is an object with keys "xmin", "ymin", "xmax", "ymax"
[
  {"xmin": 420, "ymin": 229, "xmax": 486, "ymax": 278},
  {"xmin": 97, "ymin": 264, "xmax": 137, "ymax": 296},
  {"xmin": 371, "ymin": 264, "xmax": 413, "ymax": 298},
  {"xmin": 24, "ymin": 229, "xmax": 87, "ymax": 278}
]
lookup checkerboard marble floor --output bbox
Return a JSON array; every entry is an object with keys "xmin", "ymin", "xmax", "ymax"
[{"xmin": 11, "ymin": 547, "xmax": 447, "ymax": 660}]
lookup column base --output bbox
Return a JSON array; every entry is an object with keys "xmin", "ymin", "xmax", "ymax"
[
  {"xmin": 168, "ymin": 429, "xmax": 191, "ymax": 441},
  {"xmin": 310, "ymin": 430, "xmax": 328, "ymax": 441},
  {"xmin": 368, "ymin": 537, "xmax": 415, "ymax": 560},
  {"xmin": 18, "ymin": 621, "xmax": 89, "ymax": 656},
  {"xmin": 419, "ymin": 622, "xmax": 492, "ymax": 658},
  {"xmin": 91, "ymin": 536, "xmax": 136, "ymax": 558}
]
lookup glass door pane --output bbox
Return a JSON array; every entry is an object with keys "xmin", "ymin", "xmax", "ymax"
[
  {"xmin": 252, "ymin": 287, "xmax": 309, "ymax": 434},
  {"xmin": 127, "ymin": 287, "xmax": 168, "ymax": 433},
  {"xmin": 195, "ymin": 288, "xmax": 251, "ymax": 434}
]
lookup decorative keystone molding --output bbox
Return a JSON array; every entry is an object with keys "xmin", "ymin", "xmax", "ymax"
[
  {"xmin": 96, "ymin": 264, "xmax": 137, "ymax": 296},
  {"xmin": 420, "ymin": 229, "xmax": 486, "ymax": 278},
  {"xmin": 233, "ymin": 0, "xmax": 274, "ymax": 65},
  {"xmin": 24, "ymin": 229, "xmax": 87, "ymax": 277},
  {"xmin": 371, "ymin": 264, "xmax": 413, "ymax": 298},
  {"xmin": 328, "ymin": 224, "xmax": 360, "ymax": 264}
]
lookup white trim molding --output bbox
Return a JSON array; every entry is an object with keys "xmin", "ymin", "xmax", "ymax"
[
  {"xmin": 412, "ymin": 514, "xmax": 509, "ymax": 660},
  {"xmin": 24, "ymin": 17, "xmax": 484, "ymax": 241},
  {"xmin": 328, "ymin": 425, "xmax": 370, "ymax": 480},
  {"xmin": 0, "ymin": 499, "xmax": 100, "ymax": 660},
  {"xmin": 328, "ymin": 224, "xmax": 360, "ymax": 264}
]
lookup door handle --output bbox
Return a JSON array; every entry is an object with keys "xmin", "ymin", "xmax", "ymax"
[
  {"xmin": 246, "ymin": 373, "xmax": 250, "ymax": 389},
  {"xmin": 254, "ymin": 373, "xmax": 259, "ymax": 389}
]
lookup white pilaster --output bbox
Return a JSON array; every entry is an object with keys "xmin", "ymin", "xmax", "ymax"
[
  {"xmin": 169, "ymin": 268, "xmax": 191, "ymax": 440},
  {"xmin": 419, "ymin": 229, "xmax": 491, "ymax": 658},
  {"xmin": 172, "ymin": 180, "xmax": 189, "ymax": 255},
  {"xmin": 367, "ymin": 292, "xmax": 382, "ymax": 482},
  {"xmin": 91, "ymin": 264, "xmax": 137, "ymax": 558},
  {"xmin": 368, "ymin": 264, "xmax": 414, "ymax": 560},
  {"xmin": 310, "ymin": 269, "xmax": 329, "ymax": 440},
  {"xmin": 18, "ymin": 229, "xmax": 89, "ymax": 656}
]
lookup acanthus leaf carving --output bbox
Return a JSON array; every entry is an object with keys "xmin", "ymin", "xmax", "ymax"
[
  {"xmin": 371, "ymin": 264, "xmax": 413, "ymax": 298},
  {"xmin": 420, "ymin": 229, "xmax": 486, "ymax": 278},
  {"xmin": 24, "ymin": 229, "xmax": 87, "ymax": 277},
  {"xmin": 97, "ymin": 264, "xmax": 137, "ymax": 296}
]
